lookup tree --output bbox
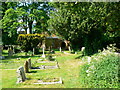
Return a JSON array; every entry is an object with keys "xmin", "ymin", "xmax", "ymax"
[
  {"xmin": 48, "ymin": 2, "xmax": 120, "ymax": 55},
  {"xmin": 1, "ymin": 2, "xmax": 50, "ymax": 45}
]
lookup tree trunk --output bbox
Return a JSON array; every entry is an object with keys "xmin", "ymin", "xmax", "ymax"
[{"xmin": 28, "ymin": 21, "xmax": 33, "ymax": 34}]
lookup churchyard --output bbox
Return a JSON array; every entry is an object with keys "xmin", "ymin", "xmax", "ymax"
[
  {"xmin": 1, "ymin": 2, "xmax": 119, "ymax": 89},
  {"xmin": 1, "ymin": 49, "xmax": 85, "ymax": 88}
]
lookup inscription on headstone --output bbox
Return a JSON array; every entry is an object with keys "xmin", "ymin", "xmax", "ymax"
[{"xmin": 16, "ymin": 66, "xmax": 26, "ymax": 83}]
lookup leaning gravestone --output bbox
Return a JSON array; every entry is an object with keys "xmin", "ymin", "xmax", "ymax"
[
  {"xmin": 28, "ymin": 58, "xmax": 31, "ymax": 69},
  {"xmin": 24, "ymin": 61, "xmax": 29, "ymax": 73},
  {"xmin": 16, "ymin": 66, "xmax": 26, "ymax": 83}
]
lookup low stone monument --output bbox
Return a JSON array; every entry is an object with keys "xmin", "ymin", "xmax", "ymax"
[
  {"xmin": 16, "ymin": 66, "xmax": 26, "ymax": 83},
  {"xmin": 24, "ymin": 61, "xmax": 29, "ymax": 73},
  {"xmin": 28, "ymin": 58, "xmax": 31, "ymax": 69}
]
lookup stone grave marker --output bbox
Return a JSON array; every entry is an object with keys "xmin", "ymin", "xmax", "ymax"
[
  {"xmin": 16, "ymin": 66, "xmax": 26, "ymax": 83},
  {"xmin": 42, "ymin": 47, "xmax": 45, "ymax": 58},
  {"xmin": 32, "ymin": 48, "xmax": 35, "ymax": 56},
  {"xmin": 68, "ymin": 46, "xmax": 71, "ymax": 51},
  {"xmin": 59, "ymin": 47, "xmax": 62, "ymax": 52},
  {"xmin": 24, "ymin": 61, "xmax": 29, "ymax": 73},
  {"xmin": 8, "ymin": 47, "xmax": 13, "ymax": 56},
  {"xmin": 0, "ymin": 45, "xmax": 5, "ymax": 60},
  {"xmin": 28, "ymin": 58, "xmax": 31, "ymax": 69}
]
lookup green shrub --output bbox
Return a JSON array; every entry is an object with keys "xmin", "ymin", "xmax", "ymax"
[
  {"xmin": 80, "ymin": 48, "xmax": 119, "ymax": 88},
  {"xmin": 17, "ymin": 34, "xmax": 45, "ymax": 52}
]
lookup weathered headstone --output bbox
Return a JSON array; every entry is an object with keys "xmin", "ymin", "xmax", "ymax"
[
  {"xmin": 8, "ymin": 47, "xmax": 13, "ymax": 56},
  {"xmin": 16, "ymin": 66, "xmax": 26, "ymax": 83},
  {"xmin": 87, "ymin": 57, "xmax": 91, "ymax": 64},
  {"xmin": 0, "ymin": 45, "xmax": 4, "ymax": 60},
  {"xmin": 12, "ymin": 45, "xmax": 15, "ymax": 54},
  {"xmin": 81, "ymin": 47, "xmax": 85, "ymax": 55},
  {"xmin": 56, "ymin": 61, "xmax": 60, "ymax": 69},
  {"xmin": 28, "ymin": 58, "xmax": 31, "ymax": 69},
  {"xmin": 24, "ymin": 61, "xmax": 29, "ymax": 73}
]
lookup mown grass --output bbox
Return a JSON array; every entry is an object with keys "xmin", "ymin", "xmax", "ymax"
[
  {"xmin": 1, "ymin": 49, "xmax": 119, "ymax": 88},
  {"xmin": 1, "ymin": 50, "xmax": 84, "ymax": 88}
]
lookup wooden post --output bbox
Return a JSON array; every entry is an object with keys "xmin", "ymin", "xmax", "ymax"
[{"xmin": 24, "ymin": 61, "xmax": 29, "ymax": 73}]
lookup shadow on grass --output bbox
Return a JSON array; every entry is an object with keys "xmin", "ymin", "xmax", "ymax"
[
  {"xmin": 29, "ymin": 71, "xmax": 37, "ymax": 73},
  {"xmin": 4, "ymin": 55, "xmax": 40, "ymax": 60},
  {"xmin": 49, "ymin": 58, "xmax": 56, "ymax": 61},
  {"xmin": 75, "ymin": 55, "xmax": 84, "ymax": 59}
]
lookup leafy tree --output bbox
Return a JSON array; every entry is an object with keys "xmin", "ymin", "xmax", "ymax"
[
  {"xmin": 48, "ymin": 2, "xmax": 120, "ymax": 55},
  {"xmin": 1, "ymin": 2, "xmax": 50, "ymax": 45}
]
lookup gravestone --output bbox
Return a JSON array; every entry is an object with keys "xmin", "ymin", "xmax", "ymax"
[
  {"xmin": 24, "ymin": 61, "xmax": 29, "ymax": 73},
  {"xmin": 42, "ymin": 47, "xmax": 45, "ymax": 58},
  {"xmin": 0, "ymin": 45, "xmax": 4, "ymax": 60},
  {"xmin": 56, "ymin": 61, "xmax": 60, "ymax": 69},
  {"xmin": 8, "ymin": 47, "xmax": 13, "ymax": 56},
  {"xmin": 32, "ymin": 48, "xmax": 35, "ymax": 56},
  {"xmin": 28, "ymin": 58, "xmax": 31, "ymax": 69},
  {"xmin": 81, "ymin": 47, "xmax": 85, "ymax": 55},
  {"xmin": 68, "ymin": 46, "xmax": 71, "ymax": 51},
  {"xmin": 87, "ymin": 57, "xmax": 91, "ymax": 64},
  {"xmin": 16, "ymin": 66, "xmax": 26, "ymax": 83},
  {"xmin": 59, "ymin": 47, "xmax": 62, "ymax": 52}
]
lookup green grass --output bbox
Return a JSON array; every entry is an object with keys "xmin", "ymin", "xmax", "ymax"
[
  {"xmin": 1, "ymin": 49, "xmax": 119, "ymax": 88},
  {"xmin": 1, "ymin": 50, "xmax": 83, "ymax": 88}
]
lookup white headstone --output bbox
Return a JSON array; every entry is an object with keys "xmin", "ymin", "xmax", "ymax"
[
  {"xmin": 42, "ymin": 47, "xmax": 45, "ymax": 58},
  {"xmin": 59, "ymin": 47, "xmax": 62, "ymax": 52},
  {"xmin": 68, "ymin": 46, "xmax": 71, "ymax": 51}
]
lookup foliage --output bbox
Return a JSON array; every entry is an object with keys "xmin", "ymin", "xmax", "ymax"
[
  {"xmin": 1, "ymin": 2, "xmax": 50, "ymax": 45},
  {"xmin": 17, "ymin": 34, "xmax": 45, "ymax": 52},
  {"xmin": 79, "ymin": 46, "xmax": 119, "ymax": 88},
  {"xmin": 48, "ymin": 2, "xmax": 120, "ymax": 55},
  {"xmin": 1, "ymin": 8, "xmax": 19, "ymax": 45}
]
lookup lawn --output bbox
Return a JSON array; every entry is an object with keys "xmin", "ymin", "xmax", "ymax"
[
  {"xmin": 1, "ymin": 50, "xmax": 84, "ymax": 88},
  {"xmin": 1, "ymin": 49, "xmax": 119, "ymax": 88}
]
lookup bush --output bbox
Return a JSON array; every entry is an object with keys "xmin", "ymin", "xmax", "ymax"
[
  {"xmin": 79, "ymin": 46, "xmax": 119, "ymax": 88},
  {"xmin": 17, "ymin": 34, "xmax": 45, "ymax": 52}
]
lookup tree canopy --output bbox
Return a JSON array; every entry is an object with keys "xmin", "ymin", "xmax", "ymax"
[
  {"xmin": 48, "ymin": 2, "xmax": 120, "ymax": 55},
  {"xmin": 1, "ymin": 2, "xmax": 50, "ymax": 45}
]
